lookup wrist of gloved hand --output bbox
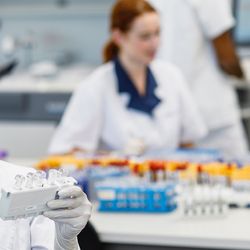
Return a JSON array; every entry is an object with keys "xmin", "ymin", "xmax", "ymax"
[
  {"xmin": 54, "ymin": 223, "xmax": 79, "ymax": 250},
  {"xmin": 43, "ymin": 186, "xmax": 92, "ymax": 250}
]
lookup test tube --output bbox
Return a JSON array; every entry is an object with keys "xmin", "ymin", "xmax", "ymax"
[
  {"xmin": 33, "ymin": 170, "xmax": 46, "ymax": 187},
  {"xmin": 14, "ymin": 174, "xmax": 25, "ymax": 190},
  {"xmin": 25, "ymin": 172, "xmax": 34, "ymax": 189},
  {"xmin": 48, "ymin": 169, "xmax": 58, "ymax": 185},
  {"xmin": 56, "ymin": 168, "xmax": 66, "ymax": 184},
  {"xmin": 58, "ymin": 168, "xmax": 69, "ymax": 177}
]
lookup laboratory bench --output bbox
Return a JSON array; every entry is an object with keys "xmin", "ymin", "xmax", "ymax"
[
  {"xmin": 90, "ymin": 207, "xmax": 250, "ymax": 250},
  {"xmin": 0, "ymin": 65, "xmax": 249, "ymax": 124},
  {"xmin": 0, "ymin": 64, "xmax": 95, "ymax": 122},
  {"xmin": 0, "ymin": 65, "xmax": 249, "ymax": 123}
]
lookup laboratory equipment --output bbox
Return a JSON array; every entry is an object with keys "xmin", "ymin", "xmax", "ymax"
[
  {"xmin": 0, "ymin": 169, "xmax": 77, "ymax": 220},
  {"xmin": 95, "ymin": 177, "xmax": 177, "ymax": 213},
  {"xmin": 36, "ymin": 152, "xmax": 250, "ymax": 215},
  {"xmin": 180, "ymin": 185, "xmax": 231, "ymax": 217}
]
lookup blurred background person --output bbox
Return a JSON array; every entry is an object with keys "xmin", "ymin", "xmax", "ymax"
[
  {"xmin": 48, "ymin": 0, "xmax": 207, "ymax": 156},
  {"xmin": 149, "ymin": 0, "xmax": 248, "ymax": 158}
]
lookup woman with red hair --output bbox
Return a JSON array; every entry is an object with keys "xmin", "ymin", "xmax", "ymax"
[{"xmin": 49, "ymin": 0, "xmax": 207, "ymax": 155}]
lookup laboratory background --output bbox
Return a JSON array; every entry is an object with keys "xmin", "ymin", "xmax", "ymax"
[{"xmin": 0, "ymin": 0, "xmax": 250, "ymax": 249}]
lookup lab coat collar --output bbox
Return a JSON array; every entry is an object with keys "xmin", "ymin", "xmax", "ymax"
[{"xmin": 114, "ymin": 58, "xmax": 161, "ymax": 116}]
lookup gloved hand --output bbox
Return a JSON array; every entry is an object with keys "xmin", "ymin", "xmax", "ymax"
[{"xmin": 43, "ymin": 186, "xmax": 92, "ymax": 250}]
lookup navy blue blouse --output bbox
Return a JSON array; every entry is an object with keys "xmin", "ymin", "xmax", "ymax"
[{"xmin": 114, "ymin": 58, "xmax": 161, "ymax": 116}]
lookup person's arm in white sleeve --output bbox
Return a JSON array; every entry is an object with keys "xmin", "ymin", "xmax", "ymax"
[
  {"xmin": 190, "ymin": 0, "xmax": 244, "ymax": 78},
  {"xmin": 30, "ymin": 215, "xmax": 55, "ymax": 250},
  {"xmin": 48, "ymin": 73, "xmax": 104, "ymax": 155},
  {"xmin": 190, "ymin": 0, "xmax": 235, "ymax": 38}
]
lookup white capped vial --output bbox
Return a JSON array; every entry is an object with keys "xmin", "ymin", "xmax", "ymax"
[
  {"xmin": 25, "ymin": 172, "xmax": 34, "ymax": 189},
  {"xmin": 36, "ymin": 170, "xmax": 46, "ymax": 179},
  {"xmin": 33, "ymin": 170, "xmax": 46, "ymax": 187},
  {"xmin": 48, "ymin": 169, "xmax": 58, "ymax": 185},
  {"xmin": 14, "ymin": 174, "xmax": 25, "ymax": 190},
  {"xmin": 58, "ymin": 168, "xmax": 69, "ymax": 177},
  {"xmin": 56, "ymin": 168, "xmax": 70, "ymax": 185}
]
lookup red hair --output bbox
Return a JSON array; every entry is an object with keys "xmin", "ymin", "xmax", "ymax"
[{"xmin": 103, "ymin": 0, "xmax": 156, "ymax": 63}]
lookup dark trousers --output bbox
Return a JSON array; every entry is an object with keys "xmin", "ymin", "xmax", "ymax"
[{"xmin": 78, "ymin": 222, "xmax": 103, "ymax": 250}]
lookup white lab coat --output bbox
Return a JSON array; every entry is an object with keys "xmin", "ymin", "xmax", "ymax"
[
  {"xmin": 49, "ymin": 60, "xmax": 207, "ymax": 154},
  {"xmin": 0, "ymin": 161, "xmax": 55, "ymax": 250},
  {"xmin": 149, "ymin": 0, "xmax": 248, "ymax": 157}
]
